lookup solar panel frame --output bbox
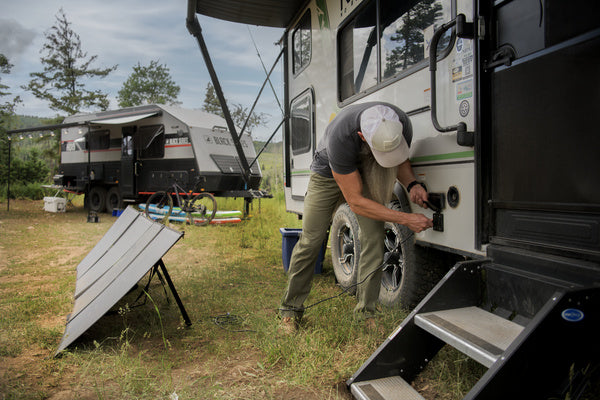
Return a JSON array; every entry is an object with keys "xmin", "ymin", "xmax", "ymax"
[{"xmin": 55, "ymin": 207, "xmax": 186, "ymax": 356}]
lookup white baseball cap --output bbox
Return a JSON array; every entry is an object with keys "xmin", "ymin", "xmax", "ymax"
[{"xmin": 360, "ymin": 105, "xmax": 410, "ymax": 168}]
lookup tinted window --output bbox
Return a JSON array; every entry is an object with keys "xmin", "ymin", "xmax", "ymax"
[
  {"xmin": 290, "ymin": 91, "xmax": 313, "ymax": 155},
  {"xmin": 293, "ymin": 10, "xmax": 312, "ymax": 74},
  {"xmin": 138, "ymin": 125, "xmax": 165, "ymax": 158},
  {"xmin": 381, "ymin": 0, "xmax": 445, "ymax": 78},
  {"xmin": 339, "ymin": 0, "xmax": 452, "ymax": 101},
  {"xmin": 89, "ymin": 130, "xmax": 110, "ymax": 151},
  {"xmin": 339, "ymin": 0, "xmax": 378, "ymax": 97}
]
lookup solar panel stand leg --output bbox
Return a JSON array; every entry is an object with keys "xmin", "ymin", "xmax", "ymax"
[
  {"xmin": 156, "ymin": 259, "xmax": 192, "ymax": 326},
  {"xmin": 153, "ymin": 265, "xmax": 171, "ymax": 305}
]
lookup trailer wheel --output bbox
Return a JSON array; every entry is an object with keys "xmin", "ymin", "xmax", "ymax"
[
  {"xmin": 379, "ymin": 199, "xmax": 458, "ymax": 309},
  {"xmin": 378, "ymin": 200, "xmax": 414, "ymax": 307},
  {"xmin": 331, "ymin": 203, "xmax": 360, "ymax": 294},
  {"xmin": 105, "ymin": 186, "xmax": 122, "ymax": 213},
  {"xmin": 88, "ymin": 186, "xmax": 107, "ymax": 213},
  {"xmin": 188, "ymin": 193, "xmax": 217, "ymax": 226}
]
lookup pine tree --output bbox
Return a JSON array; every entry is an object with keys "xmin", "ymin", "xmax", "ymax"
[
  {"xmin": 23, "ymin": 9, "xmax": 117, "ymax": 115},
  {"xmin": 201, "ymin": 82, "xmax": 268, "ymax": 135},
  {"xmin": 0, "ymin": 54, "xmax": 21, "ymax": 116},
  {"xmin": 117, "ymin": 60, "xmax": 180, "ymax": 107}
]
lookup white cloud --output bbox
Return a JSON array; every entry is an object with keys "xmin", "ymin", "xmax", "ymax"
[
  {"xmin": 2, "ymin": 0, "xmax": 284, "ymax": 140},
  {"xmin": 0, "ymin": 18, "xmax": 36, "ymax": 60}
]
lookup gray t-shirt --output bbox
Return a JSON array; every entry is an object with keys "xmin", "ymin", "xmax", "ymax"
[{"xmin": 310, "ymin": 102, "xmax": 412, "ymax": 178}]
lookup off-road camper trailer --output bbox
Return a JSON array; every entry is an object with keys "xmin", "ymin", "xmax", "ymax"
[
  {"xmin": 52, "ymin": 104, "xmax": 262, "ymax": 212},
  {"xmin": 189, "ymin": 0, "xmax": 600, "ymax": 398}
]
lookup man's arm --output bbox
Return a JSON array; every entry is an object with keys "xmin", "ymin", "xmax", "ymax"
[
  {"xmin": 396, "ymin": 160, "xmax": 428, "ymax": 208},
  {"xmin": 332, "ymin": 169, "xmax": 433, "ymax": 233}
]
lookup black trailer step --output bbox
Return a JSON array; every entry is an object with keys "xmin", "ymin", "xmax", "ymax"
[
  {"xmin": 351, "ymin": 376, "xmax": 424, "ymax": 400},
  {"xmin": 414, "ymin": 306, "xmax": 524, "ymax": 367}
]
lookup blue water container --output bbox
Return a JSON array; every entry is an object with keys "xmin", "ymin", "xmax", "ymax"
[{"xmin": 279, "ymin": 228, "xmax": 325, "ymax": 274}]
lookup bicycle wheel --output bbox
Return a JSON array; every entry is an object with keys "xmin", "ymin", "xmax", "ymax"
[
  {"xmin": 187, "ymin": 193, "xmax": 217, "ymax": 226},
  {"xmin": 145, "ymin": 191, "xmax": 173, "ymax": 224}
]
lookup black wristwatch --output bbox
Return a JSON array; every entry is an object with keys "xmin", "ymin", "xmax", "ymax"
[{"xmin": 406, "ymin": 180, "xmax": 426, "ymax": 192}]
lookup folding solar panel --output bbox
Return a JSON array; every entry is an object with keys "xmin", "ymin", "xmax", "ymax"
[{"xmin": 55, "ymin": 206, "xmax": 189, "ymax": 356}]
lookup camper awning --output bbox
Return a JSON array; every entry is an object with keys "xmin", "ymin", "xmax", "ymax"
[
  {"xmin": 90, "ymin": 112, "xmax": 159, "ymax": 125},
  {"xmin": 6, "ymin": 109, "xmax": 162, "ymax": 136},
  {"xmin": 191, "ymin": 0, "xmax": 306, "ymax": 28}
]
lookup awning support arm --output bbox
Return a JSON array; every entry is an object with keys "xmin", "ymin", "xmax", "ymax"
[
  {"xmin": 238, "ymin": 47, "xmax": 284, "ymax": 139},
  {"xmin": 249, "ymin": 117, "xmax": 285, "ymax": 170},
  {"xmin": 186, "ymin": 4, "xmax": 251, "ymax": 186}
]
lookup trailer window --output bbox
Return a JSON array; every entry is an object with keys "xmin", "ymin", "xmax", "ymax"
[
  {"xmin": 88, "ymin": 130, "xmax": 110, "ymax": 151},
  {"xmin": 339, "ymin": 0, "xmax": 453, "ymax": 101},
  {"xmin": 292, "ymin": 10, "xmax": 311, "ymax": 75},
  {"xmin": 339, "ymin": 0, "xmax": 378, "ymax": 95},
  {"xmin": 290, "ymin": 91, "xmax": 313, "ymax": 155},
  {"xmin": 138, "ymin": 125, "xmax": 165, "ymax": 158}
]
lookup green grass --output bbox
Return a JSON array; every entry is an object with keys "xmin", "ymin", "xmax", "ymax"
[{"xmin": 5, "ymin": 194, "xmax": 593, "ymax": 399}]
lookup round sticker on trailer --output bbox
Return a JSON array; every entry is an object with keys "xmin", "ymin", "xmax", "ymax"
[{"xmin": 561, "ymin": 308, "xmax": 584, "ymax": 322}]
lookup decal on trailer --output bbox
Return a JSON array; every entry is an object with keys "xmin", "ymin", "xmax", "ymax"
[{"xmin": 561, "ymin": 308, "xmax": 584, "ymax": 322}]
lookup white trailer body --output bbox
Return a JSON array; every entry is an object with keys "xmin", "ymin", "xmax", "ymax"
[
  {"xmin": 189, "ymin": 0, "xmax": 600, "ymax": 397},
  {"xmin": 283, "ymin": 0, "xmax": 478, "ymax": 255},
  {"xmin": 55, "ymin": 104, "xmax": 261, "ymax": 212}
]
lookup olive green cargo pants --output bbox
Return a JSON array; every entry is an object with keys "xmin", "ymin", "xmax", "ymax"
[{"xmin": 279, "ymin": 172, "xmax": 384, "ymax": 320}]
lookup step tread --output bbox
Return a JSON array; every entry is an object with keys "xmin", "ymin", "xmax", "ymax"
[
  {"xmin": 415, "ymin": 306, "xmax": 524, "ymax": 367},
  {"xmin": 351, "ymin": 376, "xmax": 424, "ymax": 400}
]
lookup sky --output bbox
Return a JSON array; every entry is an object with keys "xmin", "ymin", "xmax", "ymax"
[{"xmin": 0, "ymin": 0, "xmax": 285, "ymax": 141}]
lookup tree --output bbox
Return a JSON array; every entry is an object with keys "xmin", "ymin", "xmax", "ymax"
[
  {"xmin": 201, "ymin": 82, "xmax": 268, "ymax": 135},
  {"xmin": 117, "ymin": 60, "xmax": 181, "ymax": 107},
  {"xmin": 22, "ymin": 9, "xmax": 117, "ymax": 115},
  {"xmin": 1, "ymin": 54, "xmax": 22, "ymax": 187},
  {"xmin": 0, "ymin": 54, "xmax": 21, "ymax": 116}
]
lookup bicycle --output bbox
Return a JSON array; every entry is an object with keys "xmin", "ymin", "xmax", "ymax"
[{"xmin": 144, "ymin": 179, "xmax": 217, "ymax": 226}]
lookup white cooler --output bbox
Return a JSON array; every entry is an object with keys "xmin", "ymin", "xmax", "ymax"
[{"xmin": 44, "ymin": 197, "xmax": 67, "ymax": 213}]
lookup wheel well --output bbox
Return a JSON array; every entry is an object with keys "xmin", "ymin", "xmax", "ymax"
[{"xmin": 392, "ymin": 182, "xmax": 411, "ymax": 212}]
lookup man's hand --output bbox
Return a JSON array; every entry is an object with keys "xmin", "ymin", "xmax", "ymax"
[
  {"xmin": 405, "ymin": 213, "xmax": 433, "ymax": 233},
  {"xmin": 409, "ymin": 184, "xmax": 429, "ymax": 209}
]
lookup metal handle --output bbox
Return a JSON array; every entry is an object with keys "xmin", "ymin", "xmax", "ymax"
[{"xmin": 429, "ymin": 14, "xmax": 474, "ymax": 147}]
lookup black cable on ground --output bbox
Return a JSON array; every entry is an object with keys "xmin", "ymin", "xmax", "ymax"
[{"xmin": 211, "ymin": 312, "xmax": 255, "ymax": 332}]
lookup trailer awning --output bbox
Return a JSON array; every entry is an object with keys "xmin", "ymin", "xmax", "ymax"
[
  {"xmin": 90, "ymin": 112, "xmax": 159, "ymax": 125},
  {"xmin": 6, "ymin": 109, "xmax": 162, "ymax": 136},
  {"xmin": 190, "ymin": 0, "xmax": 306, "ymax": 28}
]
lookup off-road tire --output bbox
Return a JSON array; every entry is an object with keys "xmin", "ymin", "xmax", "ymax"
[
  {"xmin": 88, "ymin": 186, "xmax": 107, "ymax": 213},
  {"xmin": 379, "ymin": 197, "xmax": 459, "ymax": 309},
  {"xmin": 331, "ymin": 203, "xmax": 360, "ymax": 294},
  {"xmin": 105, "ymin": 186, "xmax": 122, "ymax": 213}
]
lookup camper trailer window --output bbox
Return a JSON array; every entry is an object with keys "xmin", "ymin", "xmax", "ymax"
[
  {"xmin": 292, "ymin": 10, "xmax": 311, "ymax": 75},
  {"xmin": 381, "ymin": 0, "xmax": 447, "ymax": 79},
  {"xmin": 88, "ymin": 130, "xmax": 110, "ymax": 151},
  {"xmin": 290, "ymin": 90, "xmax": 313, "ymax": 155},
  {"xmin": 138, "ymin": 125, "xmax": 165, "ymax": 158},
  {"xmin": 338, "ymin": 0, "xmax": 378, "ymax": 98},
  {"xmin": 339, "ymin": 0, "xmax": 453, "ymax": 101}
]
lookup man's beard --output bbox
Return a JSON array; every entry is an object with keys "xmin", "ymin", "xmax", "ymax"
[{"xmin": 358, "ymin": 143, "xmax": 398, "ymax": 205}]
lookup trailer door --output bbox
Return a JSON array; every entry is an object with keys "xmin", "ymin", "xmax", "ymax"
[
  {"xmin": 288, "ymin": 89, "xmax": 315, "ymax": 200},
  {"xmin": 482, "ymin": 0, "xmax": 600, "ymax": 262},
  {"xmin": 120, "ymin": 126, "xmax": 137, "ymax": 197}
]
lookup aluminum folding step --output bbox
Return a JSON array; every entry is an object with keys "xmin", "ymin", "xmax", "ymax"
[
  {"xmin": 351, "ymin": 376, "xmax": 425, "ymax": 400},
  {"xmin": 414, "ymin": 306, "xmax": 524, "ymax": 368}
]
